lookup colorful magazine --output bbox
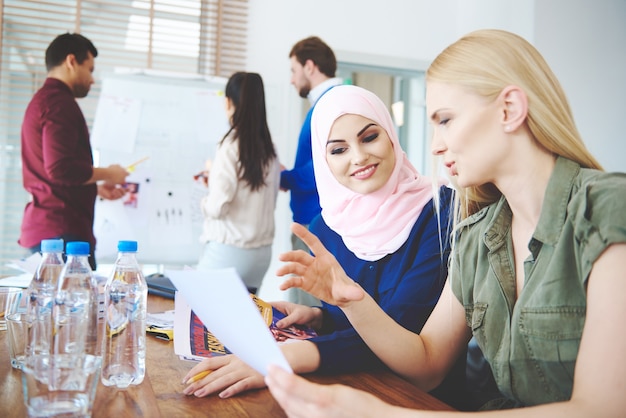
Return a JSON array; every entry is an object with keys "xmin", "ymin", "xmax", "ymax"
[{"xmin": 174, "ymin": 292, "xmax": 317, "ymax": 361}]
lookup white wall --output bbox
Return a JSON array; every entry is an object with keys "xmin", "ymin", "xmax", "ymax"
[
  {"xmin": 534, "ymin": 0, "xmax": 626, "ymax": 173},
  {"xmin": 248, "ymin": 0, "xmax": 625, "ymax": 300}
]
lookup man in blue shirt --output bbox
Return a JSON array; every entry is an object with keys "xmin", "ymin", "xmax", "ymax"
[{"xmin": 281, "ymin": 36, "xmax": 342, "ymax": 305}]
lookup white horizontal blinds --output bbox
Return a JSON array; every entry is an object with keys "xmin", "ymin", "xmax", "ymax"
[
  {"xmin": 211, "ymin": 0, "xmax": 247, "ymax": 77},
  {"xmin": 0, "ymin": 0, "xmax": 75, "ymax": 276},
  {"xmin": 0, "ymin": 0, "xmax": 248, "ymax": 276}
]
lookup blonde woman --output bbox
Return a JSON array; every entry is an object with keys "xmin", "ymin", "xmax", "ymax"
[{"xmin": 267, "ymin": 29, "xmax": 626, "ymax": 416}]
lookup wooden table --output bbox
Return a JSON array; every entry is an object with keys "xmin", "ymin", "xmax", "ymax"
[{"xmin": 0, "ymin": 294, "xmax": 454, "ymax": 417}]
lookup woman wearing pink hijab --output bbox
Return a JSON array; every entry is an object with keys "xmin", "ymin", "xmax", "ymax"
[{"xmin": 182, "ymin": 85, "xmax": 459, "ymax": 404}]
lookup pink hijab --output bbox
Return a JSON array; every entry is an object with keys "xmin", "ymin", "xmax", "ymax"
[{"xmin": 311, "ymin": 85, "xmax": 436, "ymax": 261}]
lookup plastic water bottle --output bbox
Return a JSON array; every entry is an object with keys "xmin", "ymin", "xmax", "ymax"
[
  {"xmin": 52, "ymin": 241, "xmax": 99, "ymax": 357},
  {"xmin": 26, "ymin": 239, "xmax": 64, "ymax": 357},
  {"xmin": 101, "ymin": 240, "xmax": 147, "ymax": 388}
]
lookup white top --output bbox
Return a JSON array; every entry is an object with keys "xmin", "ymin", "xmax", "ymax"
[{"xmin": 199, "ymin": 131, "xmax": 280, "ymax": 248}]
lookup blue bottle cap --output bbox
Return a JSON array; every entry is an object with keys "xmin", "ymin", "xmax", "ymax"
[
  {"xmin": 117, "ymin": 240, "xmax": 138, "ymax": 252},
  {"xmin": 66, "ymin": 241, "xmax": 90, "ymax": 256},
  {"xmin": 41, "ymin": 239, "xmax": 64, "ymax": 253}
]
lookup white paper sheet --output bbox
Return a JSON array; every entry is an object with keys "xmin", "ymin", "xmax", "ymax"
[
  {"xmin": 0, "ymin": 273, "xmax": 32, "ymax": 288},
  {"xmin": 166, "ymin": 268, "xmax": 292, "ymax": 376},
  {"xmin": 7, "ymin": 252, "xmax": 42, "ymax": 274}
]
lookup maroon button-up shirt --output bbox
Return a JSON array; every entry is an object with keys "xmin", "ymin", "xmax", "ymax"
[{"xmin": 20, "ymin": 77, "xmax": 97, "ymax": 249}]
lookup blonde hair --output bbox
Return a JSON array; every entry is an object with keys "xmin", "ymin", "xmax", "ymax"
[{"xmin": 427, "ymin": 29, "xmax": 602, "ymax": 220}]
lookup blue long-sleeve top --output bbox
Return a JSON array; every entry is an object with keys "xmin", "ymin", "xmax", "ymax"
[
  {"xmin": 309, "ymin": 185, "xmax": 454, "ymax": 374},
  {"xmin": 280, "ymin": 85, "xmax": 338, "ymax": 225},
  {"xmin": 280, "ymin": 106, "xmax": 319, "ymax": 224}
]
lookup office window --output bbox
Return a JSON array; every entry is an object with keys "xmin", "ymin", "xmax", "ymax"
[{"xmin": 0, "ymin": 0, "xmax": 248, "ymax": 275}]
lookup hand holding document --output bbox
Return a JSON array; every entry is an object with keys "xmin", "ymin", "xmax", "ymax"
[{"xmin": 166, "ymin": 268, "xmax": 293, "ymax": 376}]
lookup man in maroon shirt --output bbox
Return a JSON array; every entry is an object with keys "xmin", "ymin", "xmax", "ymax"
[{"xmin": 19, "ymin": 33, "xmax": 129, "ymax": 270}]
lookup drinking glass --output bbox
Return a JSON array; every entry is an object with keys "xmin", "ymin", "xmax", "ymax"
[
  {"xmin": 6, "ymin": 311, "xmax": 28, "ymax": 369},
  {"xmin": 0, "ymin": 287, "xmax": 24, "ymax": 331},
  {"xmin": 22, "ymin": 354, "xmax": 102, "ymax": 418}
]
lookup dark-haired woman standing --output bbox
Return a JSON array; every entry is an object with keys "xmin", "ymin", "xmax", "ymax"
[{"xmin": 197, "ymin": 72, "xmax": 280, "ymax": 294}]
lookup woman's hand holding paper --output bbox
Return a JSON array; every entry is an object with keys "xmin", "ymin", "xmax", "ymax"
[{"xmin": 271, "ymin": 301, "xmax": 323, "ymax": 330}]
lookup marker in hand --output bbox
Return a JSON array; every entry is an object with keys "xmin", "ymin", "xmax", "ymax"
[
  {"xmin": 127, "ymin": 156, "xmax": 149, "ymax": 173},
  {"xmin": 193, "ymin": 171, "xmax": 208, "ymax": 181}
]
